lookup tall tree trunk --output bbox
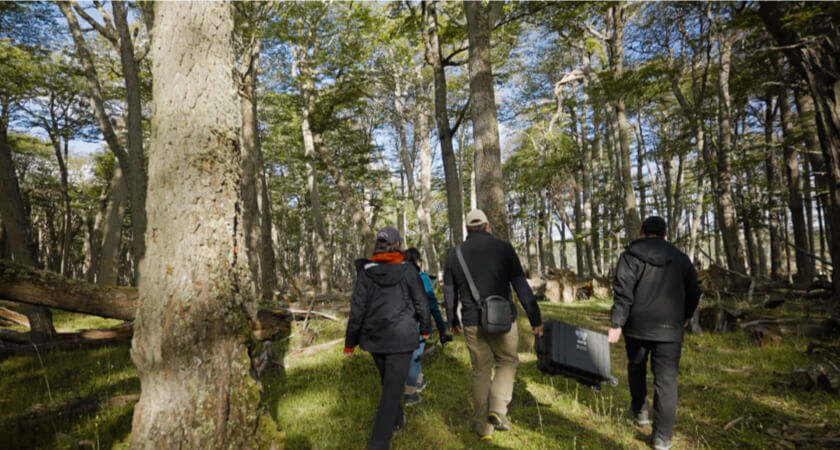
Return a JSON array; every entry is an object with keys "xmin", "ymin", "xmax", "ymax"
[
  {"xmin": 765, "ymin": 95, "xmax": 785, "ymax": 279},
  {"xmin": 714, "ymin": 31, "xmax": 749, "ymax": 275},
  {"xmin": 464, "ymin": 0, "xmax": 509, "ymax": 241},
  {"xmin": 59, "ymin": 1, "xmax": 147, "ymax": 282},
  {"xmin": 607, "ymin": 4, "xmax": 641, "ymax": 242},
  {"xmin": 46, "ymin": 133, "xmax": 73, "ymax": 277},
  {"xmin": 131, "ymin": 2, "xmax": 268, "ymax": 446},
  {"xmin": 779, "ymin": 86, "xmax": 813, "ymax": 286},
  {"xmin": 760, "ymin": 3, "xmax": 840, "ymax": 299},
  {"xmin": 239, "ymin": 44, "xmax": 277, "ymax": 301},
  {"xmin": 423, "ymin": 1, "xmax": 464, "ymax": 245},
  {"xmin": 0, "ymin": 102, "xmax": 56, "ymax": 340},
  {"xmin": 299, "ymin": 78, "xmax": 329, "ymax": 292},
  {"xmin": 98, "ymin": 165, "xmax": 127, "ymax": 286},
  {"xmin": 418, "ymin": 110, "xmax": 440, "ymax": 276}
]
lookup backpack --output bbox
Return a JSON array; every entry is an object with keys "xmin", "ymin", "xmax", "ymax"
[{"xmin": 456, "ymin": 245, "xmax": 513, "ymax": 334}]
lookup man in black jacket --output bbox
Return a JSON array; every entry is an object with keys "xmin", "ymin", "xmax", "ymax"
[
  {"xmin": 608, "ymin": 216, "xmax": 701, "ymax": 450},
  {"xmin": 443, "ymin": 210, "xmax": 543, "ymax": 440}
]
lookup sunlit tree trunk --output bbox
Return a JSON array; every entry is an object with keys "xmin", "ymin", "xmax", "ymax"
[
  {"xmin": 131, "ymin": 2, "xmax": 268, "ymax": 446},
  {"xmin": 464, "ymin": 0, "xmax": 509, "ymax": 241},
  {"xmin": 423, "ymin": 1, "xmax": 464, "ymax": 245}
]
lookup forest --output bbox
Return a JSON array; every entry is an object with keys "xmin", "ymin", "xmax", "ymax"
[{"xmin": 1, "ymin": 1, "xmax": 839, "ymax": 449}]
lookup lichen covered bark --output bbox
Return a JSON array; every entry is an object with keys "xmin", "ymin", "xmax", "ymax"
[{"xmin": 130, "ymin": 2, "xmax": 270, "ymax": 447}]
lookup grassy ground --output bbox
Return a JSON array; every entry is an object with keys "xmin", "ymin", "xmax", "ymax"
[{"xmin": 1, "ymin": 299, "xmax": 839, "ymax": 449}]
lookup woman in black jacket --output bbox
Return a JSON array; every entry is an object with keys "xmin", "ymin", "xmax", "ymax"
[{"xmin": 344, "ymin": 226, "xmax": 432, "ymax": 450}]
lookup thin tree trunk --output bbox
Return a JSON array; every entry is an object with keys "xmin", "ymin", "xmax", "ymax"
[
  {"xmin": 779, "ymin": 86, "xmax": 812, "ymax": 286},
  {"xmin": 98, "ymin": 165, "xmax": 127, "ymax": 286},
  {"xmin": 423, "ymin": 1, "xmax": 464, "ymax": 245},
  {"xmin": 765, "ymin": 95, "xmax": 785, "ymax": 279},
  {"xmin": 607, "ymin": 4, "xmax": 641, "ymax": 242},
  {"xmin": 714, "ymin": 31, "xmax": 748, "ymax": 275},
  {"xmin": 299, "ymin": 77, "xmax": 329, "ymax": 292},
  {"xmin": 464, "ymin": 0, "xmax": 509, "ymax": 241},
  {"xmin": 131, "ymin": 3, "xmax": 267, "ymax": 446},
  {"xmin": 418, "ymin": 110, "xmax": 440, "ymax": 276}
]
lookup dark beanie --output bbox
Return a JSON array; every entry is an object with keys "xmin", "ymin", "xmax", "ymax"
[{"xmin": 642, "ymin": 216, "xmax": 667, "ymax": 236}]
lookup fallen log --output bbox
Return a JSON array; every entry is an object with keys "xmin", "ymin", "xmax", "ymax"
[
  {"xmin": 0, "ymin": 259, "xmax": 296, "ymax": 341},
  {"xmin": 0, "ymin": 305, "xmax": 29, "ymax": 328},
  {"xmin": 740, "ymin": 318, "xmax": 840, "ymax": 339},
  {"xmin": 0, "ymin": 259, "xmax": 137, "ymax": 320},
  {"xmin": 0, "ymin": 325, "xmax": 133, "ymax": 354}
]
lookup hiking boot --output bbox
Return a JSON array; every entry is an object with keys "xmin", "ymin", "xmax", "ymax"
[
  {"xmin": 476, "ymin": 431, "xmax": 492, "ymax": 441},
  {"xmin": 393, "ymin": 413, "xmax": 406, "ymax": 433},
  {"xmin": 416, "ymin": 376, "xmax": 428, "ymax": 392},
  {"xmin": 488, "ymin": 411, "xmax": 510, "ymax": 431},
  {"xmin": 404, "ymin": 392, "xmax": 421, "ymax": 406},
  {"xmin": 653, "ymin": 435, "xmax": 672, "ymax": 450},
  {"xmin": 631, "ymin": 401, "xmax": 650, "ymax": 427}
]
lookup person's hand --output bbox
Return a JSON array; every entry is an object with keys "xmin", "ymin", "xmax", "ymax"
[
  {"xmin": 533, "ymin": 324, "xmax": 544, "ymax": 338},
  {"xmin": 420, "ymin": 333, "xmax": 430, "ymax": 340},
  {"xmin": 683, "ymin": 320, "xmax": 690, "ymax": 328},
  {"xmin": 439, "ymin": 333, "xmax": 453, "ymax": 345},
  {"xmin": 343, "ymin": 347, "xmax": 355, "ymax": 357},
  {"xmin": 452, "ymin": 326, "xmax": 462, "ymax": 336},
  {"xmin": 607, "ymin": 327, "xmax": 622, "ymax": 344}
]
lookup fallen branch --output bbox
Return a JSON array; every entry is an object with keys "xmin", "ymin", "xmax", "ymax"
[
  {"xmin": 0, "ymin": 324, "xmax": 134, "ymax": 354},
  {"xmin": 0, "ymin": 305, "xmax": 29, "ymax": 328},
  {"xmin": 287, "ymin": 337, "xmax": 343, "ymax": 359}
]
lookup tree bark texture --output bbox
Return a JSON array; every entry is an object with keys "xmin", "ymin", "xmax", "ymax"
[
  {"xmin": 423, "ymin": 1, "xmax": 464, "ymax": 245},
  {"xmin": 131, "ymin": 2, "xmax": 265, "ymax": 447},
  {"xmin": 464, "ymin": 0, "xmax": 509, "ymax": 242}
]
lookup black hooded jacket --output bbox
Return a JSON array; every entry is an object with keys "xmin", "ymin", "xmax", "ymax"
[
  {"xmin": 345, "ymin": 258, "xmax": 432, "ymax": 354},
  {"xmin": 611, "ymin": 237, "xmax": 701, "ymax": 342}
]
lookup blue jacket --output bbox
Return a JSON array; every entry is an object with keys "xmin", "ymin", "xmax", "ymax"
[{"xmin": 419, "ymin": 271, "xmax": 447, "ymax": 334}]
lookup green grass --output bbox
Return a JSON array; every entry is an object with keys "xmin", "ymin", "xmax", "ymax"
[{"xmin": 2, "ymin": 299, "xmax": 838, "ymax": 449}]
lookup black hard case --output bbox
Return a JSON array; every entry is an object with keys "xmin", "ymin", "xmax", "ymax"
[{"xmin": 536, "ymin": 320, "xmax": 618, "ymax": 390}]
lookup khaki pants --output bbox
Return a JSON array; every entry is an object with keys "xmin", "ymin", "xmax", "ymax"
[{"xmin": 464, "ymin": 322, "xmax": 519, "ymax": 435}]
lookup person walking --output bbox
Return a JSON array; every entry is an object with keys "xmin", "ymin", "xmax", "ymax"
[
  {"xmin": 443, "ymin": 210, "xmax": 543, "ymax": 440},
  {"xmin": 608, "ymin": 216, "xmax": 701, "ymax": 450},
  {"xmin": 344, "ymin": 227, "xmax": 432, "ymax": 450},
  {"xmin": 402, "ymin": 247, "xmax": 452, "ymax": 406}
]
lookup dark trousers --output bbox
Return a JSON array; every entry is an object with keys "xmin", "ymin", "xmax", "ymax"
[
  {"xmin": 369, "ymin": 351, "xmax": 413, "ymax": 450},
  {"xmin": 625, "ymin": 337, "xmax": 682, "ymax": 440}
]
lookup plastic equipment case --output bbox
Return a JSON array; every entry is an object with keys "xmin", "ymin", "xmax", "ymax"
[{"xmin": 536, "ymin": 320, "xmax": 618, "ymax": 391}]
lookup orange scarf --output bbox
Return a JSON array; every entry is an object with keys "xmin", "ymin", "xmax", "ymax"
[{"xmin": 369, "ymin": 252, "xmax": 404, "ymax": 264}]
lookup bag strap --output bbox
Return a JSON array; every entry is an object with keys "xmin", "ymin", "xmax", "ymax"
[{"xmin": 456, "ymin": 245, "xmax": 481, "ymax": 301}]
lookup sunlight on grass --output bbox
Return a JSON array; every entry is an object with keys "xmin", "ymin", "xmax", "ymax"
[{"xmin": 2, "ymin": 297, "xmax": 839, "ymax": 449}]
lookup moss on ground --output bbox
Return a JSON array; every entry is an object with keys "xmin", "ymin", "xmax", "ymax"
[{"xmin": 2, "ymin": 299, "xmax": 839, "ymax": 449}]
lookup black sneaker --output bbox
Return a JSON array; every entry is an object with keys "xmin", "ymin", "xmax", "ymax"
[
  {"xmin": 393, "ymin": 413, "xmax": 406, "ymax": 433},
  {"xmin": 653, "ymin": 435, "xmax": 672, "ymax": 450},
  {"xmin": 416, "ymin": 376, "xmax": 428, "ymax": 392},
  {"xmin": 631, "ymin": 401, "xmax": 650, "ymax": 427},
  {"xmin": 488, "ymin": 411, "xmax": 510, "ymax": 431},
  {"xmin": 404, "ymin": 392, "xmax": 421, "ymax": 406}
]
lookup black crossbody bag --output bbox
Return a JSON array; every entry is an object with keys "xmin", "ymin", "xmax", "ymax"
[{"xmin": 456, "ymin": 245, "xmax": 512, "ymax": 334}]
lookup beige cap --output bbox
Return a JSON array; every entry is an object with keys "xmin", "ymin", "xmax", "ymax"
[{"xmin": 466, "ymin": 209, "xmax": 488, "ymax": 226}]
